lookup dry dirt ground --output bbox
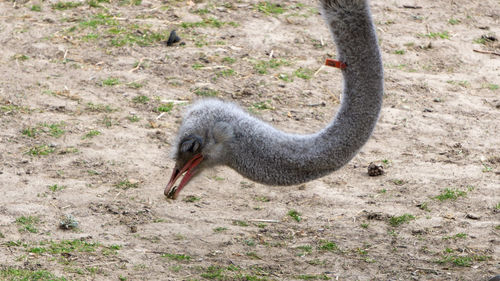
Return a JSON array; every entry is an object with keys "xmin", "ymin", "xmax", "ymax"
[{"xmin": 0, "ymin": 0, "xmax": 499, "ymax": 280}]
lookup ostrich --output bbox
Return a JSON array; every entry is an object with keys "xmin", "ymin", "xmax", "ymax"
[{"xmin": 165, "ymin": 0, "xmax": 383, "ymax": 199}]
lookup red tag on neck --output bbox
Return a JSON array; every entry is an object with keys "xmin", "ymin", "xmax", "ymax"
[{"xmin": 325, "ymin": 58, "xmax": 347, "ymax": 69}]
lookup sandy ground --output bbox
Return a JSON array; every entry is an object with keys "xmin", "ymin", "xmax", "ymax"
[{"xmin": 0, "ymin": 0, "xmax": 499, "ymax": 280}]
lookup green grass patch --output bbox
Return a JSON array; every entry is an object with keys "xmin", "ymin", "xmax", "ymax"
[
  {"xmin": 22, "ymin": 127, "xmax": 37, "ymax": 138},
  {"xmin": 161, "ymin": 253, "xmax": 191, "ymax": 261},
  {"xmin": 1, "ymin": 104, "xmax": 31, "ymax": 113},
  {"xmin": 278, "ymin": 73, "xmax": 293, "ymax": 82},
  {"xmin": 194, "ymin": 88, "xmax": 218, "ymax": 97},
  {"xmin": 31, "ymin": 5, "xmax": 42, "ymax": 11},
  {"xmin": 435, "ymin": 188, "xmax": 467, "ymax": 201},
  {"xmin": 318, "ymin": 240, "xmax": 338, "ymax": 252},
  {"xmin": 222, "ymin": 57, "xmax": 236, "ymax": 64},
  {"xmin": 488, "ymin": 84, "xmax": 500, "ymax": 91},
  {"xmin": 115, "ymin": 180, "xmax": 139, "ymax": 189},
  {"xmin": 50, "ymin": 239, "xmax": 99, "ymax": 253},
  {"xmin": 88, "ymin": 0, "xmax": 110, "ymax": 8},
  {"xmin": 417, "ymin": 202, "xmax": 431, "ymax": 212},
  {"xmin": 252, "ymin": 101, "xmax": 274, "ymax": 110},
  {"xmin": 52, "ymin": 1, "xmax": 82, "ymax": 10},
  {"xmin": 127, "ymin": 115, "xmax": 140, "ymax": 122},
  {"xmin": 120, "ymin": 0, "xmax": 141, "ymax": 5},
  {"xmin": 487, "ymin": 83, "xmax": 499, "ymax": 90},
  {"xmin": 296, "ymin": 245, "xmax": 312, "ymax": 256},
  {"xmin": 0, "ymin": 268, "xmax": 67, "ymax": 281},
  {"xmin": 474, "ymin": 37, "xmax": 491, "ymax": 44},
  {"xmin": 79, "ymin": 13, "xmax": 117, "ymax": 28},
  {"xmin": 12, "ymin": 54, "xmax": 29, "ymax": 61},
  {"xmin": 295, "ymin": 274, "xmax": 330, "ymax": 280},
  {"xmin": 28, "ymin": 239, "xmax": 100, "ymax": 255},
  {"xmin": 102, "ymin": 77, "xmax": 120, "ymax": 86},
  {"xmin": 42, "ymin": 122, "xmax": 65, "ymax": 137},
  {"xmin": 180, "ymin": 17, "xmax": 238, "ymax": 28},
  {"xmin": 102, "ymin": 244, "xmax": 121, "ymax": 256},
  {"xmin": 110, "ymin": 30, "xmax": 170, "ymax": 47},
  {"xmin": 392, "ymin": 179, "xmax": 405, "ymax": 185},
  {"xmin": 192, "ymin": 62, "xmax": 204, "ymax": 70},
  {"xmin": 288, "ymin": 209, "xmax": 302, "ymax": 222},
  {"xmin": 213, "ymin": 227, "xmax": 227, "ymax": 233},
  {"xmin": 48, "ymin": 184, "xmax": 65, "ymax": 192},
  {"xmin": 82, "ymin": 33, "xmax": 99, "ymax": 41},
  {"xmin": 244, "ymin": 239, "xmax": 255, "ymax": 246},
  {"xmin": 437, "ymin": 254, "xmax": 491, "ymax": 267},
  {"xmin": 101, "ymin": 116, "xmax": 113, "ymax": 128},
  {"xmin": 86, "ymin": 102, "xmax": 114, "ymax": 113},
  {"xmin": 217, "ymin": 69, "xmax": 235, "ymax": 77},
  {"xmin": 232, "ymin": 220, "xmax": 249, "ymax": 227},
  {"xmin": 16, "ymin": 216, "xmax": 40, "ymax": 233},
  {"xmin": 127, "ymin": 82, "xmax": 144, "ymax": 89},
  {"xmin": 200, "ymin": 265, "xmax": 225, "ymax": 279},
  {"xmin": 245, "ymin": 252, "xmax": 260, "ymax": 259},
  {"xmin": 193, "ymin": 8, "xmax": 209, "ymax": 14},
  {"xmin": 28, "ymin": 145, "xmax": 55, "ymax": 156},
  {"xmin": 253, "ymin": 58, "xmax": 289, "ymax": 74},
  {"xmin": 443, "ymin": 233, "xmax": 467, "ymax": 240},
  {"xmin": 132, "ymin": 95, "xmax": 149, "ymax": 104},
  {"xmin": 448, "ymin": 18, "xmax": 461, "ymax": 25},
  {"xmin": 157, "ymin": 102, "xmax": 174, "ymax": 113},
  {"xmin": 22, "ymin": 123, "xmax": 65, "ymax": 138},
  {"xmin": 389, "ymin": 214, "xmax": 415, "ymax": 227},
  {"xmin": 82, "ymin": 130, "xmax": 101, "ymax": 139},
  {"xmin": 256, "ymin": 2, "xmax": 285, "ymax": 14},
  {"xmin": 254, "ymin": 196, "xmax": 270, "ymax": 202},
  {"xmin": 294, "ymin": 67, "xmax": 314, "ymax": 80},
  {"xmin": 77, "ymin": 13, "xmax": 171, "ymax": 47},
  {"xmin": 420, "ymin": 31, "xmax": 449, "ymax": 39}
]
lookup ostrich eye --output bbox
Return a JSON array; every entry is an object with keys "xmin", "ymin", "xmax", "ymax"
[{"xmin": 180, "ymin": 135, "xmax": 203, "ymax": 154}]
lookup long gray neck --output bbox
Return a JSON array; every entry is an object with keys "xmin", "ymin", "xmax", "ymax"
[{"xmin": 227, "ymin": 0, "xmax": 383, "ymax": 185}]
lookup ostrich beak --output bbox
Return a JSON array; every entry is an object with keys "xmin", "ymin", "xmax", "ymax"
[{"xmin": 164, "ymin": 153, "xmax": 204, "ymax": 199}]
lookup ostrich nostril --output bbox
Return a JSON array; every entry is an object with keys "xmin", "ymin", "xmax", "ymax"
[{"xmin": 180, "ymin": 135, "xmax": 202, "ymax": 153}]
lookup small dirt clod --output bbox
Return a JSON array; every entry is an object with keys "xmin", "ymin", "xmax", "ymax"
[{"xmin": 367, "ymin": 163, "xmax": 384, "ymax": 176}]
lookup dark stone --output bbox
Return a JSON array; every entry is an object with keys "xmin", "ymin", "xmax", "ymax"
[{"xmin": 166, "ymin": 30, "xmax": 181, "ymax": 46}]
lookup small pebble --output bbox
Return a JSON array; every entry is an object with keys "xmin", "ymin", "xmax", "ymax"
[
  {"xmin": 130, "ymin": 225, "xmax": 138, "ymax": 233},
  {"xmin": 465, "ymin": 213, "xmax": 480, "ymax": 220}
]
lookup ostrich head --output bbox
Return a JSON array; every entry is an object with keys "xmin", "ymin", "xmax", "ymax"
[{"xmin": 164, "ymin": 99, "xmax": 235, "ymax": 199}]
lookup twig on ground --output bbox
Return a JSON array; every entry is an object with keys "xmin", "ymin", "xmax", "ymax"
[
  {"xmin": 473, "ymin": 49, "xmax": 500, "ymax": 56},
  {"xmin": 156, "ymin": 112, "xmax": 165, "ymax": 120},
  {"xmin": 113, "ymin": 192, "xmax": 122, "ymax": 200},
  {"xmin": 314, "ymin": 65, "xmax": 325, "ymax": 76},
  {"xmin": 199, "ymin": 65, "xmax": 229, "ymax": 70},
  {"xmin": 403, "ymin": 5, "xmax": 422, "ymax": 9},
  {"xmin": 160, "ymin": 100, "xmax": 189, "ymax": 104},
  {"xmin": 248, "ymin": 219, "xmax": 280, "ymax": 223},
  {"xmin": 129, "ymin": 58, "xmax": 145, "ymax": 72}
]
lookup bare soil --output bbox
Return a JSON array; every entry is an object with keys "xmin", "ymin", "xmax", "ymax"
[{"xmin": 0, "ymin": 0, "xmax": 499, "ymax": 280}]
